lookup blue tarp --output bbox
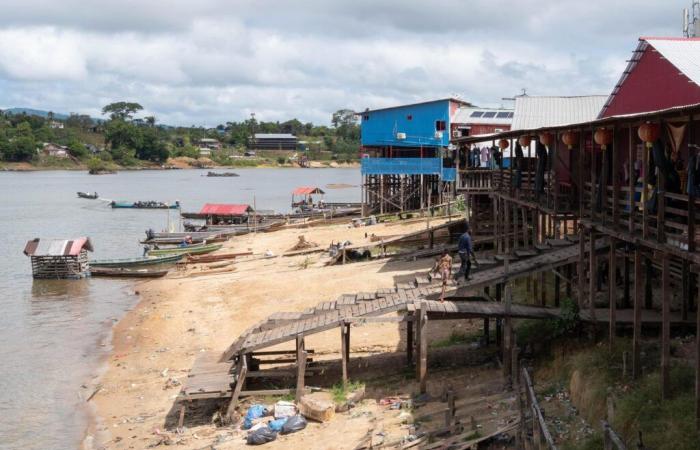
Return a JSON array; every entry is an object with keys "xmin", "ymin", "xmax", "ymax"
[{"xmin": 361, "ymin": 158, "xmax": 455, "ymax": 181}]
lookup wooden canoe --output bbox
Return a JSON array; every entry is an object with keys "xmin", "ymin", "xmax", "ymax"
[
  {"xmin": 147, "ymin": 243, "xmax": 222, "ymax": 257},
  {"xmin": 90, "ymin": 267, "xmax": 169, "ymax": 278},
  {"xmin": 90, "ymin": 254, "xmax": 184, "ymax": 268}
]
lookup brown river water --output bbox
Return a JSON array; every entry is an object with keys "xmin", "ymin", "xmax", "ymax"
[{"xmin": 0, "ymin": 168, "xmax": 360, "ymax": 449}]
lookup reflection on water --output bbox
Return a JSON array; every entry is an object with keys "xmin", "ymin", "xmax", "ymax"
[{"xmin": 0, "ymin": 168, "xmax": 359, "ymax": 450}]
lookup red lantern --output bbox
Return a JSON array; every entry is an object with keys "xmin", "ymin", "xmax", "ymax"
[
  {"xmin": 638, "ymin": 122, "xmax": 660, "ymax": 148},
  {"xmin": 593, "ymin": 128, "xmax": 613, "ymax": 150},
  {"xmin": 538, "ymin": 132, "xmax": 554, "ymax": 147},
  {"xmin": 561, "ymin": 131, "xmax": 578, "ymax": 149},
  {"xmin": 498, "ymin": 139, "xmax": 509, "ymax": 150},
  {"xmin": 518, "ymin": 135, "xmax": 531, "ymax": 147}
]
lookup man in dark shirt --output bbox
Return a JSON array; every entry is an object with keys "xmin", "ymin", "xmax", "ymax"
[{"xmin": 455, "ymin": 223, "xmax": 476, "ymax": 282}]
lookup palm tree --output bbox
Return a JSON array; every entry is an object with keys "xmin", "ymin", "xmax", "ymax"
[{"xmin": 145, "ymin": 116, "xmax": 156, "ymax": 127}]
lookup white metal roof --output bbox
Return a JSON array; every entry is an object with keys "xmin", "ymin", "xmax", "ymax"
[
  {"xmin": 644, "ymin": 38, "xmax": 700, "ymax": 85},
  {"xmin": 511, "ymin": 95, "xmax": 607, "ymax": 130},
  {"xmin": 452, "ymin": 107, "xmax": 513, "ymax": 125},
  {"xmin": 253, "ymin": 133, "xmax": 297, "ymax": 139}
]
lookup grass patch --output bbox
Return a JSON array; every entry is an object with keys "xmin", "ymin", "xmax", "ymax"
[
  {"xmin": 430, "ymin": 330, "xmax": 481, "ymax": 349},
  {"xmin": 330, "ymin": 380, "xmax": 364, "ymax": 404}
]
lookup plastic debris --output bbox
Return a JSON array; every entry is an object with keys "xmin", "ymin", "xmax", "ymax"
[
  {"xmin": 281, "ymin": 415, "xmax": 307, "ymax": 434},
  {"xmin": 246, "ymin": 426, "xmax": 277, "ymax": 445},
  {"xmin": 243, "ymin": 404, "xmax": 269, "ymax": 430},
  {"xmin": 273, "ymin": 400, "xmax": 297, "ymax": 419}
]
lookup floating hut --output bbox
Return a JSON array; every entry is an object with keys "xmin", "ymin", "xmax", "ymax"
[
  {"xmin": 23, "ymin": 237, "xmax": 93, "ymax": 279},
  {"xmin": 291, "ymin": 186, "xmax": 325, "ymax": 207}
]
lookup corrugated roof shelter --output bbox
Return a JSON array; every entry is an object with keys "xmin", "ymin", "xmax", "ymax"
[
  {"xmin": 24, "ymin": 237, "xmax": 93, "ymax": 279},
  {"xmin": 511, "ymin": 95, "xmax": 607, "ymax": 131},
  {"xmin": 600, "ymin": 37, "xmax": 700, "ymax": 117},
  {"xmin": 292, "ymin": 187, "xmax": 325, "ymax": 195},
  {"xmin": 199, "ymin": 203, "xmax": 253, "ymax": 216},
  {"xmin": 248, "ymin": 134, "xmax": 298, "ymax": 151}
]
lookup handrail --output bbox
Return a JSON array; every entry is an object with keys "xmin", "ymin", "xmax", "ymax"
[{"xmin": 521, "ymin": 368, "xmax": 558, "ymax": 450}]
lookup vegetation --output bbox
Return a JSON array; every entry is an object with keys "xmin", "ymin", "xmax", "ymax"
[
  {"xmin": 0, "ymin": 104, "xmax": 360, "ymax": 166},
  {"xmin": 330, "ymin": 380, "xmax": 364, "ymax": 404}
]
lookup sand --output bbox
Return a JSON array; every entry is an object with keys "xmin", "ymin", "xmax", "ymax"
[{"xmin": 89, "ymin": 218, "xmax": 475, "ymax": 449}]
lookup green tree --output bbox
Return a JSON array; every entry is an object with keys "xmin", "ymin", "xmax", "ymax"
[
  {"xmin": 144, "ymin": 116, "xmax": 156, "ymax": 127},
  {"xmin": 136, "ymin": 127, "xmax": 169, "ymax": 162},
  {"xmin": 331, "ymin": 109, "xmax": 357, "ymax": 128},
  {"xmin": 6, "ymin": 136, "xmax": 37, "ymax": 161},
  {"xmin": 105, "ymin": 120, "xmax": 141, "ymax": 152},
  {"xmin": 102, "ymin": 102, "xmax": 143, "ymax": 121}
]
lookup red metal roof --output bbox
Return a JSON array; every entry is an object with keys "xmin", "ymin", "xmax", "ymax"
[
  {"xmin": 199, "ymin": 203, "xmax": 252, "ymax": 215},
  {"xmin": 24, "ymin": 237, "xmax": 93, "ymax": 256},
  {"xmin": 292, "ymin": 187, "xmax": 325, "ymax": 195}
]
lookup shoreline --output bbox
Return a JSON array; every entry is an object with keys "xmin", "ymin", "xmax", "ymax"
[{"xmin": 0, "ymin": 162, "xmax": 360, "ymax": 172}]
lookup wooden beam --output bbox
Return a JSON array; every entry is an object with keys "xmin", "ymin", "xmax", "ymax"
[
  {"xmin": 579, "ymin": 225, "xmax": 586, "ymax": 310},
  {"xmin": 225, "ymin": 354, "xmax": 248, "ymax": 423},
  {"xmin": 341, "ymin": 324, "xmax": 349, "ymax": 385},
  {"xmin": 609, "ymin": 238, "xmax": 617, "ymax": 351},
  {"xmin": 696, "ymin": 279, "xmax": 700, "ymax": 431},
  {"xmin": 418, "ymin": 302, "xmax": 428, "ymax": 394},
  {"xmin": 406, "ymin": 312, "xmax": 414, "ymax": 365},
  {"xmin": 296, "ymin": 336, "xmax": 306, "ymax": 402},
  {"xmin": 633, "ymin": 248, "xmax": 643, "ymax": 379},
  {"xmin": 662, "ymin": 254, "xmax": 671, "ymax": 400},
  {"xmin": 589, "ymin": 231, "xmax": 598, "ymax": 323}
]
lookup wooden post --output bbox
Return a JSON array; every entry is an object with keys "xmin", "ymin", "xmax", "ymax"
[
  {"xmin": 696, "ymin": 278, "xmax": 700, "ymax": 430},
  {"xmin": 226, "ymin": 354, "xmax": 248, "ymax": 423},
  {"xmin": 578, "ymin": 225, "xmax": 586, "ymax": 310},
  {"xmin": 623, "ymin": 248, "xmax": 631, "ymax": 309},
  {"xmin": 628, "ymin": 125, "xmax": 636, "ymax": 234},
  {"xmin": 496, "ymin": 283, "xmax": 503, "ymax": 348},
  {"xmin": 295, "ymin": 336, "xmax": 306, "ymax": 402},
  {"xmin": 418, "ymin": 302, "xmax": 428, "ymax": 394},
  {"xmin": 406, "ymin": 312, "xmax": 414, "ymax": 365},
  {"xmin": 661, "ymin": 253, "xmax": 671, "ymax": 400},
  {"xmin": 589, "ymin": 231, "xmax": 598, "ymax": 323},
  {"xmin": 540, "ymin": 271, "xmax": 547, "ymax": 307},
  {"xmin": 341, "ymin": 323, "xmax": 349, "ymax": 385},
  {"xmin": 612, "ymin": 126, "xmax": 619, "ymax": 229},
  {"xmin": 554, "ymin": 269, "xmax": 561, "ymax": 307},
  {"xmin": 633, "ymin": 248, "xmax": 643, "ymax": 379},
  {"xmin": 609, "ymin": 238, "xmax": 617, "ymax": 351},
  {"xmin": 565, "ymin": 263, "xmax": 573, "ymax": 299}
]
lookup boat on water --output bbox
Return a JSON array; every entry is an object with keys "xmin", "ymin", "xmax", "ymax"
[
  {"xmin": 146, "ymin": 242, "xmax": 222, "ymax": 257},
  {"xmin": 206, "ymin": 171, "xmax": 239, "ymax": 177},
  {"xmin": 141, "ymin": 235, "xmax": 228, "ymax": 245},
  {"xmin": 90, "ymin": 267, "xmax": 169, "ymax": 278},
  {"xmin": 77, "ymin": 191, "xmax": 99, "ymax": 199},
  {"xmin": 90, "ymin": 254, "xmax": 184, "ymax": 268},
  {"xmin": 111, "ymin": 200, "xmax": 181, "ymax": 209}
]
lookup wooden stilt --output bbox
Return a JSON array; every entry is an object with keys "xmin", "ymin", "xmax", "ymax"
[
  {"xmin": 565, "ymin": 263, "xmax": 572, "ymax": 300},
  {"xmin": 554, "ymin": 270, "xmax": 561, "ymax": 307},
  {"xmin": 609, "ymin": 238, "xmax": 617, "ymax": 351},
  {"xmin": 578, "ymin": 226, "xmax": 585, "ymax": 310},
  {"xmin": 589, "ymin": 231, "xmax": 597, "ymax": 323},
  {"xmin": 539, "ymin": 271, "xmax": 546, "ymax": 306},
  {"xmin": 406, "ymin": 312, "xmax": 414, "ymax": 365},
  {"xmin": 295, "ymin": 336, "xmax": 306, "ymax": 402},
  {"xmin": 418, "ymin": 302, "xmax": 428, "ymax": 394},
  {"xmin": 696, "ymin": 279, "xmax": 700, "ymax": 430},
  {"xmin": 226, "ymin": 354, "xmax": 248, "ymax": 423},
  {"xmin": 341, "ymin": 323, "xmax": 349, "ymax": 385},
  {"xmin": 662, "ymin": 254, "xmax": 671, "ymax": 400},
  {"xmin": 623, "ymin": 248, "xmax": 631, "ymax": 309},
  {"xmin": 645, "ymin": 258, "xmax": 653, "ymax": 309},
  {"xmin": 633, "ymin": 248, "xmax": 643, "ymax": 379},
  {"xmin": 483, "ymin": 317, "xmax": 490, "ymax": 345}
]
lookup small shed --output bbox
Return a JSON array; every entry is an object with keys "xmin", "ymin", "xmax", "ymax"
[
  {"xmin": 24, "ymin": 237, "xmax": 93, "ymax": 279},
  {"xmin": 291, "ymin": 186, "xmax": 325, "ymax": 207},
  {"xmin": 199, "ymin": 203, "xmax": 254, "ymax": 225}
]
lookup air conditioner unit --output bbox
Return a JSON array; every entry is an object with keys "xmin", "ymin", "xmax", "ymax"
[
  {"xmin": 396, "ymin": 132, "xmax": 406, "ymax": 140},
  {"xmin": 434, "ymin": 131, "xmax": 443, "ymax": 139}
]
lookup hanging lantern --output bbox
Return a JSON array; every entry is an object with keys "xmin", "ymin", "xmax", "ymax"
[
  {"xmin": 538, "ymin": 132, "xmax": 554, "ymax": 147},
  {"xmin": 498, "ymin": 139, "xmax": 509, "ymax": 150},
  {"xmin": 561, "ymin": 130, "xmax": 578, "ymax": 149},
  {"xmin": 518, "ymin": 135, "xmax": 531, "ymax": 147},
  {"xmin": 638, "ymin": 122, "xmax": 660, "ymax": 148},
  {"xmin": 593, "ymin": 128, "xmax": 613, "ymax": 150}
]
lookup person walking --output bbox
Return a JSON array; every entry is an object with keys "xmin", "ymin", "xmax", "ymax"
[
  {"xmin": 455, "ymin": 223, "xmax": 477, "ymax": 283},
  {"xmin": 432, "ymin": 249, "xmax": 453, "ymax": 302}
]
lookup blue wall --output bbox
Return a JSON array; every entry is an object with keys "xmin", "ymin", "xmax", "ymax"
[{"xmin": 360, "ymin": 100, "xmax": 451, "ymax": 148}]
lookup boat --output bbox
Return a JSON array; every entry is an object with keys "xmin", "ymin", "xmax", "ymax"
[
  {"xmin": 77, "ymin": 191, "xmax": 99, "ymax": 199},
  {"xmin": 141, "ymin": 235, "xmax": 228, "ymax": 245},
  {"xmin": 146, "ymin": 243, "xmax": 222, "ymax": 257},
  {"xmin": 206, "ymin": 171, "xmax": 239, "ymax": 177},
  {"xmin": 90, "ymin": 267, "xmax": 168, "ymax": 278},
  {"xmin": 111, "ymin": 200, "xmax": 181, "ymax": 209},
  {"xmin": 90, "ymin": 254, "xmax": 184, "ymax": 268}
]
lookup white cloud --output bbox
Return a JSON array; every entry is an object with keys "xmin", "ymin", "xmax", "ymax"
[{"xmin": 0, "ymin": 0, "xmax": 685, "ymax": 126}]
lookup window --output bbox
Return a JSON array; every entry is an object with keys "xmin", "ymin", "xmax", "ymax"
[
  {"xmin": 470, "ymin": 111, "xmax": 484, "ymax": 118},
  {"xmin": 435, "ymin": 120, "xmax": 446, "ymax": 131},
  {"xmin": 363, "ymin": 115, "xmax": 369, "ymax": 121},
  {"xmin": 496, "ymin": 112, "xmax": 511, "ymax": 118},
  {"xmin": 407, "ymin": 114, "xmax": 413, "ymax": 120},
  {"xmin": 482, "ymin": 112, "xmax": 496, "ymax": 118}
]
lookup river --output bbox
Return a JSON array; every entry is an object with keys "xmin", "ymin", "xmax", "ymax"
[{"xmin": 0, "ymin": 168, "xmax": 360, "ymax": 450}]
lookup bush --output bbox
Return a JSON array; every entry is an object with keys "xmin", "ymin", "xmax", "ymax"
[
  {"xmin": 87, "ymin": 157, "xmax": 108, "ymax": 172},
  {"xmin": 277, "ymin": 156, "xmax": 287, "ymax": 165}
]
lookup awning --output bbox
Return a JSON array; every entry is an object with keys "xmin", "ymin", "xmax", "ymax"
[
  {"xmin": 292, "ymin": 187, "xmax": 325, "ymax": 195},
  {"xmin": 198, "ymin": 203, "xmax": 253, "ymax": 215},
  {"xmin": 24, "ymin": 237, "xmax": 93, "ymax": 256}
]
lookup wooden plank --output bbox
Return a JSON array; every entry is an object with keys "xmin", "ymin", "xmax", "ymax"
[
  {"xmin": 609, "ymin": 238, "xmax": 617, "ymax": 351},
  {"xmin": 633, "ymin": 248, "xmax": 643, "ymax": 379},
  {"xmin": 225, "ymin": 355, "xmax": 248, "ymax": 423},
  {"xmin": 662, "ymin": 254, "xmax": 671, "ymax": 400},
  {"xmin": 296, "ymin": 336, "xmax": 306, "ymax": 402}
]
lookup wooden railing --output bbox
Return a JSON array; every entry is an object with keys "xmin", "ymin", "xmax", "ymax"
[
  {"xmin": 601, "ymin": 421, "xmax": 627, "ymax": 450},
  {"xmin": 521, "ymin": 368, "xmax": 558, "ymax": 450},
  {"xmin": 457, "ymin": 168, "xmax": 492, "ymax": 191}
]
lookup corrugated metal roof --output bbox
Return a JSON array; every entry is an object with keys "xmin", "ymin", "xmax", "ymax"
[
  {"xmin": 199, "ymin": 203, "xmax": 252, "ymax": 215},
  {"xmin": 511, "ymin": 96, "xmax": 607, "ymax": 130},
  {"xmin": 451, "ymin": 107, "xmax": 514, "ymax": 125},
  {"xmin": 360, "ymin": 97, "xmax": 472, "ymax": 114},
  {"xmin": 292, "ymin": 187, "xmax": 325, "ymax": 195},
  {"xmin": 645, "ymin": 38, "xmax": 700, "ymax": 84},
  {"xmin": 24, "ymin": 237, "xmax": 93, "ymax": 256},
  {"xmin": 253, "ymin": 133, "xmax": 297, "ymax": 139}
]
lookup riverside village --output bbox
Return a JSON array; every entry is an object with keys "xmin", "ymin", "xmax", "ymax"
[{"xmin": 4, "ymin": 2, "xmax": 700, "ymax": 450}]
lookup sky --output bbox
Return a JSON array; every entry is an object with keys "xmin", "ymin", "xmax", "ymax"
[{"xmin": 0, "ymin": 0, "xmax": 687, "ymax": 127}]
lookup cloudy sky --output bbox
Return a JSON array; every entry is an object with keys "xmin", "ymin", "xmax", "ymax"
[{"xmin": 0, "ymin": 0, "xmax": 685, "ymax": 126}]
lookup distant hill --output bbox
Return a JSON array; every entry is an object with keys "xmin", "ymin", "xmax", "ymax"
[{"xmin": 2, "ymin": 107, "xmax": 73, "ymax": 120}]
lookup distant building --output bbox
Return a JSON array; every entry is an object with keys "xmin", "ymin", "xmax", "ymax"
[
  {"xmin": 600, "ymin": 37, "xmax": 700, "ymax": 117},
  {"xmin": 198, "ymin": 147, "xmax": 212, "ymax": 157},
  {"xmin": 451, "ymin": 106, "xmax": 513, "ymax": 138},
  {"xmin": 40, "ymin": 143, "xmax": 70, "ymax": 158},
  {"xmin": 48, "ymin": 120, "xmax": 64, "ymax": 129},
  {"xmin": 197, "ymin": 138, "xmax": 222, "ymax": 151},
  {"xmin": 23, "ymin": 237, "xmax": 93, "ymax": 279},
  {"xmin": 511, "ymin": 95, "xmax": 608, "ymax": 130},
  {"xmin": 248, "ymin": 133, "xmax": 297, "ymax": 151}
]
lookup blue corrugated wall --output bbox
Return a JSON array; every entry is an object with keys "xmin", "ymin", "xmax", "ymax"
[{"xmin": 360, "ymin": 100, "xmax": 451, "ymax": 148}]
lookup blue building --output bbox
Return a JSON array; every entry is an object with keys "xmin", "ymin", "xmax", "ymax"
[{"xmin": 359, "ymin": 98, "xmax": 470, "ymax": 213}]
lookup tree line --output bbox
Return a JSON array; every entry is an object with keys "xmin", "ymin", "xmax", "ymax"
[{"xmin": 0, "ymin": 102, "xmax": 360, "ymax": 165}]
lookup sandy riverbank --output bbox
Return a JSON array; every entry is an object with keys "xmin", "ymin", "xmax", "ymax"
[{"xmin": 88, "ymin": 218, "xmax": 475, "ymax": 449}]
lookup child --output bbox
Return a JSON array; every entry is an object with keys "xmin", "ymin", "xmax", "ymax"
[{"xmin": 433, "ymin": 249, "xmax": 453, "ymax": 302}]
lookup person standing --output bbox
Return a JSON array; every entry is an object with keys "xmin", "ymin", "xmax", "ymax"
[
  {"xmin": 455, "ymin": 224, "xmax": 476, "ymax": 282},
  {"xmin": 432, "ymin": 249, "xmax": 454, "ymax": 302}
]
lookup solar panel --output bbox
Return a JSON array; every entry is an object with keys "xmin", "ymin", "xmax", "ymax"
[
  {"xmin": 470, "ymin": 111, "xmax": 484, "ymax": 117},
  {"xmin": 482, "ymin": 112, "xmax": 496, "ymax": 118},
  {"xmin": 496, "ymin": 112, "xmax": 511, "ymax": 118}
]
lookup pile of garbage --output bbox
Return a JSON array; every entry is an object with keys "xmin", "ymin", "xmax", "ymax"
[{"xmin": 242, "ymin": 401, "xmax": 307, "ymax": 446}]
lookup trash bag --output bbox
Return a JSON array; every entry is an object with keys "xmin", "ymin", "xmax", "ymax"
[
  {"xmin": 246, "ymin": 426, "xmax": 277, "ymax": 445},
  {"xmin": 243, "ymin": 404, "xmax": 269, "ymax": 430},
  {"xmin": 281, "ymin": 415, "xmax": 307, "ymax": 434},
  {"xmin": 267, "ymin": 417, "xmax": 287, "ymax": 432}
]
